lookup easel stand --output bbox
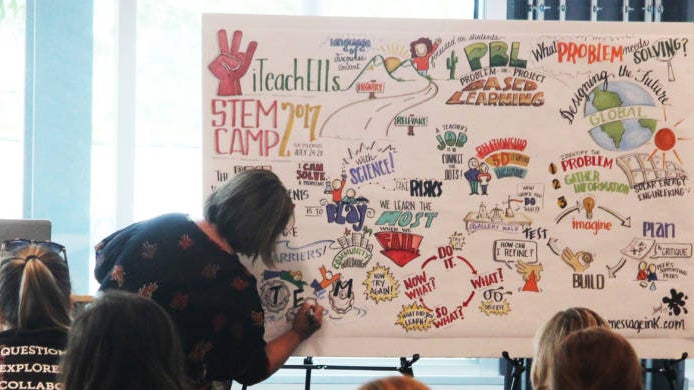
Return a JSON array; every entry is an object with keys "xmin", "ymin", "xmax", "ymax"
[
  {"xmin": 643, "ymin": 352, "xmax": 688, "ymax": 390},
  {"xmin": 241, "ymin": 354, "xmax": 420, "ymax": 390},
  {"xmin": 501, "ymin": 351, "xmax": 526, "ymax": 390}
]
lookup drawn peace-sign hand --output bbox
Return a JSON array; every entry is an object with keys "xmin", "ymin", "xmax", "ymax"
[{"xmin": 208, "ymin": 29, "xmax": 257, "ymax": 96}]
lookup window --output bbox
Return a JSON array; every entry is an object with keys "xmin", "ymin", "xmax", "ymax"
[{"xmin": 0, "ymin": 1, "xmax": 25, "ymax": 218}]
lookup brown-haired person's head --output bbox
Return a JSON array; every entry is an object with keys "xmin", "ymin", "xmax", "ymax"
[
  {"xmin": 531, "ymin": 307, "xmax": 608, "ymax": 390},
  {"xmin": 204, "ymin": 169, "xmax": 293, "ymax": 267},
  {"xmin": 60, "ymin": 290, "xmax": 190, "ymax": 390},
  {"xmin": 359, "ymin": 375, "xmax": 430, "ymax": 390},
  {"xmin": 0, "ymin": 240, "xmax": 71, "ymax": 331},
  {"xmin": 552, "ymin": 327, "xmax": 643, "ymax": 390}
]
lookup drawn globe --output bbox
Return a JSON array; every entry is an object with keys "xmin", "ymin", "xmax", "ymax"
[{"xmin": 584, "ymin": 81, "xmax": 657, "ymax": 151}]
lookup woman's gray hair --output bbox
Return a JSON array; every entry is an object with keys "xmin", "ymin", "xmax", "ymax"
[{"xmin": 204, "ymin": 169, "xmax": 293, "ymax": 267}]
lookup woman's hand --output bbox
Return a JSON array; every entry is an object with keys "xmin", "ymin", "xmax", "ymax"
[
  {"xmin": 292, "ymin": 300, "xmax": 324, "ymax": 340},
  {"xmin": 265, "ymin": 300, "xmax": 326, "ymax": 378}
]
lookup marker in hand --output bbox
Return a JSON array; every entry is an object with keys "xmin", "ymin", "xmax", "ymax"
[
  {"xmin": 307, "ymin": 305, "xmax": 317, "ymax": 327},
  {"xmin": 304, "ymin": 298, "xmax": 320, "ymax": 329},
  {"xmin": 294, "ymin": 299, "xmax": 322, "ymax": 341}
]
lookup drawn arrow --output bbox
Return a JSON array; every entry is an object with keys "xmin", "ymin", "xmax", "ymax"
[
  {"xmin": 457, "ymin": 256, "xmax": 477, "ymax": 275},
  {"xmin": 597, "ymin": 206, "xmax": 631, "ymax": 227},
  {"xmin": 418, "ymin": 297, "xmax": 434, "ymax": 311},
  {"xmin": 606, "ymin": 257, "xmax": 627, "ymax": 278},
  {"xmin": 421, "ymin": 255, "xmax": 438, "ymax": 269},
  {"xmin": 554, "ymin": 203, "xmax": 580, "ymax": 224},
  {"xmin": 462, "ymin": 291, "xmax": 476, "ymax": 307},
  {"xmin": 547, "ymin": 237, "xmax": 561, "ymax": 256}
]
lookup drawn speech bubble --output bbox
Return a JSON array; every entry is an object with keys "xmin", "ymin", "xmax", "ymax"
[{"xmin": 493, "ymin": 239, "xmax": 538, "ymax": 268}]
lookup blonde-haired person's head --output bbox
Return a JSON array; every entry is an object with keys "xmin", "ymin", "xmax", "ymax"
[
  {"xmin": 0, "ymin": 242, "xmax": 71, "ymax": 331},
  {"xmin": 552, "ymin": 327, "xmax": 643, "ymax": 390},
  {"xmin": 530, "ymin": 307, "xmax": 608, "ymax": 390},
  {"xmin": 359, "ymin": 376, "xmax": 430, "ymax": 390}
]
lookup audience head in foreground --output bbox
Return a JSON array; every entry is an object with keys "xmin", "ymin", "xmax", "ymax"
[
  {"xmin": 359, "ymin": 375, "xmax": 430, "ymax": 390},
  {"xmin": 530, "ymin": 307, "xmax": 608, "ymax": 390},
  {"xmin": 0, "ymin": 239, "xmax": 72, "ymax": 390},
  {"xmin": 552, "ymin": 327, "xmax": 643, "ymax": 390},
  {"xmin": 0, "ymin": 239, "xmax": 71, "ymax": 331},
  {"xmin": 61, "ymin": 290, "xmax": 190, "ymax": 390}
]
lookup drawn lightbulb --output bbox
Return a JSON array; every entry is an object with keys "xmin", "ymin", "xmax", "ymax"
[{"xmin": 582, "ymin": 196, "xmax": 595, "ymax": 219}]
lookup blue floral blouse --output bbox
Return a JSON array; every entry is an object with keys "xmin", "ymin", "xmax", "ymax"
[{"xmin": 94, "ymin": 213, "xmax": 269, "ymax": 388}]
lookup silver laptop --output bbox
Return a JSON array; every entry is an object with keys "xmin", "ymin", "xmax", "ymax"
[{"xmin": 0, "ymin": 219, "xmax": 52, "ymax": 242}]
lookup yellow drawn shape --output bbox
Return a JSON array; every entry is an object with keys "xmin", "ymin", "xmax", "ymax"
[
  {"xmin": 479, "ymin": 299, "xmax": 511, "ymax": 316},
  {"xmin": 363, "ymin": 263, "xmax": 399, "ymax": 303},
  {"xmin": 395, "ymin": 301, "xmax": 434, "ymax": 332}
]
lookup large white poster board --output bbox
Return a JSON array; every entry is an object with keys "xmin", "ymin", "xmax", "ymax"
[{"xmin": 202, "ymin": 14, "xmax": 694, "ymax": 358}]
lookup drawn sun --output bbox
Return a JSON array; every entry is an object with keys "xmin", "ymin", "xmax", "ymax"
[
  {"xmin": 383, "ymin": 57, "xmax": 402, "ymax": 73},
  {"xmin": 647, "ymin": 107, "xmax": 688, "ymax": 168},
  {"xmin": 379, "ymin": 44, "xmax": 409, "ymax": 73}
]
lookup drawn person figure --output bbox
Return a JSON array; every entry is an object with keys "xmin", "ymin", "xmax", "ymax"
[
  {"xmin": 208, "ymin": 29, "xmax": 257, "ymax": 96},
  {"xmin": 409, "ymin": 37, "xmax": 441, "ymax": 76},
  {"xmin": 647, "ymin": 263, "xmax": 658, "ymax": 281},
  {"xmin": 342, "ymin": 188, "xmax": 357, "ymax": 204},
  {"xmin": 464, "ymin": 157, "xmax": 480, "ymax": 195},
  {"xmin": 636, "ymin": 261, "xmax": 648, "ymax": 281},
  {"xmin": 477, "ymin": 162, "xmax": 492, "ymax": 195},
  {"xmin": 263, "ymin": 269, "xmax": 307, "ymax": 289},
  {"xmin": 331, "ymin": 172, "xmax": 347, "ymax": 203},
  {"xmin": 311, "ymin": 265, "xmax": 341, "ymax": 295}
]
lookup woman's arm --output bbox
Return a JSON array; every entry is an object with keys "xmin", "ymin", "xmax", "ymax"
[{"xmin": 264, "ymin": 300, "xmax": 324, "ymax": 375}]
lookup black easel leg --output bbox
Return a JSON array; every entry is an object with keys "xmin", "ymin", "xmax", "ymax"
[
  {"xmin": 398, "ymin": 354, "xmax": 420, "ymax": 377},
  {"xmin": 653, "ymin": 360, "xmax": 684, "ymax": 390},
  {"xmin": 501, "ymin": 358, "xmax": 512, "ymax": 390},
  {"xmin": 304, "ymin": 356, "xmax": 313, "ymax": 390}
]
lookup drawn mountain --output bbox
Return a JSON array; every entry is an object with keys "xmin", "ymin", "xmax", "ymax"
[
  {"xmin": 319, "ymin": 56, "xmax": 437, "ymax": 139},
  {"xmin": 339, "ymin": 55, "xmax": 425, "ymax": 92},
  {"xmin": 390, "ymin": 59, "xmax": 427, "ymax": 82}
]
